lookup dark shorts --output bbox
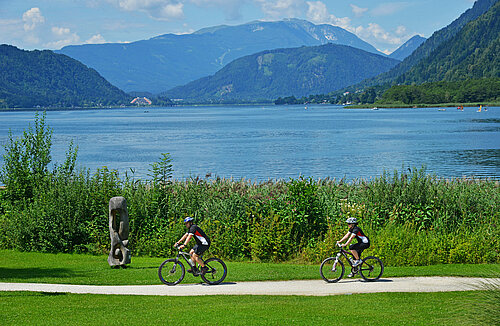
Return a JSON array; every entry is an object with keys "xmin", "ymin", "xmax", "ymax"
[
  {"xmin": 349, "ymin": 242, "xmax": 370, "ymax": 255},
  {"xmin": 193, "ymin": 244, "xmax": 210, "ymax": 256}
]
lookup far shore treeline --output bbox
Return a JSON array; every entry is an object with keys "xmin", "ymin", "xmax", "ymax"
[
  {"xmin": 0, "ymin": 113, "xmax": 498, "ymax": 266},
  {"xmin": 274, "ymin": 78, "xmax": 500, "ymax": 106}
]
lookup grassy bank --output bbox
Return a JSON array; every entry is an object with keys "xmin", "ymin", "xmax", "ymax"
[{"xmin": 0, "ymin": 290, "xmax": 494, "ymax": 325}]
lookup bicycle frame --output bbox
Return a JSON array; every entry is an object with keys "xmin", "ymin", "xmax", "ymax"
[
  {"xmin": 174, "ymin": 249, "xmax": 197, "ymax": 269},
  {"xmin": 333, "ymin": 246, "xmax": 358, "ymax": 269}
]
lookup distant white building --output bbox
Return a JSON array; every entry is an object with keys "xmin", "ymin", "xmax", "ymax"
[{"xmin": 131, "ymin": 97, "xmax": 152, "ymax": 105}]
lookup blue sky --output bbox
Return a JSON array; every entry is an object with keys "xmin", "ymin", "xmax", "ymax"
[{"xmin": 0, "ymin": 0, "xmax": 477, "ymax": 54}]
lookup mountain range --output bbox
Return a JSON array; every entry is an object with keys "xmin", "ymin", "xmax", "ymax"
[
  {"xmin": 397, "ymin": 0, "xmax": 499, "ymax": 84},
  {"xmin": 351, "ymin": 0, "xmax": 498, "ymax": 90},
  {"xmin": 1, "ymin": 0, "xmax": 497, "ymax": 108},
  {"xmin": 388, "ymin": 35, "xmax": 426, "ymax": 61},
  {"xmin": 0, "ymin": 45, "xmax": 129, "ymax": 108},
  {"xmin": 163, "ymin": 44, "xmax": 400, "ymax": 102},
  {"xmin": 56, "ymin": 19, "xmax": 386, "ymax": 93}
]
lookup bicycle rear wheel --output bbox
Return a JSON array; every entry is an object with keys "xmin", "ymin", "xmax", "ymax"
[
  {"xmin": 320, "ymin": 257, "xmax": 344, "ymax": 283},
  {"xmin": 359, "ymin": 256, "xmax": 384, "ymax": 281},
  {"xmin": 158, "ymin": 259, "xmax": 185, "ymax": 285},
  {"xmin": 200, "ymin": 257, "xmax": 227, "ymax": 285}
]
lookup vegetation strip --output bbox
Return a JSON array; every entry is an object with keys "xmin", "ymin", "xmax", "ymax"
[
  {"xmin": 0, "ymin": 291, "xmax": 495, "ymax": 325},
  {"xmin": 1, "ymin": 114, "xmax": 498, "ymax": 265}
]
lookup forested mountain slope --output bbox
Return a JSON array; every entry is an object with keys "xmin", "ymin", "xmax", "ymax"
[
  {"xmin": 397, "ymin": 0, "xmax": 499, "ymax": 84},
  {"xmin": 351, "ymin": 0, "xmax": 498, "ymax": 89},
  {"xmin": 164, "ymin": 44, "xmax": 400, "ymax": 102},
  {"xmin": 0, "ymin": 45, "xmax": 129, "ymax": 108}
]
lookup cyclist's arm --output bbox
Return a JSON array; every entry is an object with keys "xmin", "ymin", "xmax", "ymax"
[
  {"xmin": 183, "ymin": 233, "xmax": 193, "ymax": 246},
  {"xmin": 337, "ymin": 232, "xmax": 350, "ymax": 243},
  {"xmin": 177, "ymin": 233, "xmax": 193, "ymax": 249},
  {"xmin": 344, "ymin": 233, "xmax": 356, "ymax": 246},
  {"xmin": 175, "ymin": 233, "xmax": 189, "ymax": 246}
]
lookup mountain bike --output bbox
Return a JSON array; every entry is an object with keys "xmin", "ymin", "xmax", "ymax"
[
  {"xmin": 158, "ymin": 245, "xmax": 227, "ymax": 286},
  {"xmin": 320, "ymin": 244, "xmax": 384, "ymax": 283}
]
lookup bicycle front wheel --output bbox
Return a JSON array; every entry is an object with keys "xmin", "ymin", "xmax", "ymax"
[
  {"xmin": 359, "ymin": 256, "xmax": 384, "ymax": 282},
  {"xmin": 200, "ymin": 257, "xmax": 227, "ymax": 285},
  {"xmin": 158, "ymin": 259, "xmax": 185, "ymax": 285},
  {"xmin": 320, "ymin": 257, "xmax": 344, "ymax": 283}
]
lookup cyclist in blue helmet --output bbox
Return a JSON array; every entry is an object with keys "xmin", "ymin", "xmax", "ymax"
[
  {"xmin": 174, "ymin": 217, "xmax": 211, "ymax": 275},
  {"xmin": 337, "ymin": 217, "xmax": 370, "ymax": 277}
]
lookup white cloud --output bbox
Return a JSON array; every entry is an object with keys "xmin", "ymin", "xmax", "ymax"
[
  {"xmin": 22, "ymin": 8, "xmax": 45, "ymax": 31},
  {"xmin": 371, "ymin": 2, "xmax": 410, "ymax": 16},
  {"xmin": 350, "ymin": 4, "xmax": 368, "ymax": 18},
  {"xmin": 395, "ymin": 25, "xmax": 406, "ymax": 35},
  {"xmin": 190, "ymin": 0, "xmax": 245, "ymax": 20},
  {"xmin": 46, "ymin": 26, "xmax": 81, "ymax": 49},
  {"xmin": 52, "ymin": 26, "xmax": 71, "ymax": 36},
  {"xmin": 86, "ymin": 34, "xmax": 107, "ymax": 44},
  {"xmin": 255, "ymin": 0, "xmax": 306, "ymax": 19},
  {"xmin": 112, "ymin": 0, "xmax": 184, "ymax": 20},
  {"xmin": 306, "ymin": 1, "xmax": 351, "ymax": 30},
  {"xmin": 305, "ymin": 1, "xmax": 411, "ymax": 53},
  {"xmin": 354, "ymin": 23, "xmax": 403, "ymax": 45}
]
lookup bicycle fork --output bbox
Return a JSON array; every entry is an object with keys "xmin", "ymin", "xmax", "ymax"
[{"xmin": 332, "ymin": 253, "xmax": 341, "ymax": 271}]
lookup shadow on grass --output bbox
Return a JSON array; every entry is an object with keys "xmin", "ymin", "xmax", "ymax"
[
  {"xmin": 0, "ymin": 267, "xmax": 82, "ymax": 280},
  {"xmin": 124, "ymin": 266, "xmax": 158, "ymax": 270},
  {"xmin": 0, "ymin": 291, "xmax": 68, "ymax": 297}
]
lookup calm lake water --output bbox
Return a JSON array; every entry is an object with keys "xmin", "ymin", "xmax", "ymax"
[{"xmin": 1, "ymin": 105, "xmax": 499, "ymax": 182}]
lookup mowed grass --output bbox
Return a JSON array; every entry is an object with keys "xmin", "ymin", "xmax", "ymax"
[
  {"xmin": 1, "ymin": 250, "xmax": 499, "ymax": 285},
  {"xmin": 0, "ymin": 291, "xmax": 484, "ymax": 325}
]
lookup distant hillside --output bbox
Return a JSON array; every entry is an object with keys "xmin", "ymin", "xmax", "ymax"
[
  {"xmin": 378, "ymin": 78, "xmax": 500, "ymax": 104},
  {"xmin": 397, "ymin": 0, "xmax": 499, "ymax": 84},
  {"xmin": 0, "ymin": 45, "xmax": 129, "ymax": 108},
  {"xmin": 351, "ymin": 0, "xmax": 498, "ymax": 90},
  {"xmin": 388, "ymin": 35, "xmax": 426, "ymax": 61},
  {"xmin": 163, "ymin": 44, "xmax": 400, "ymax": 102},
  {"xmin": 56, "ymin": 19, "xmax": 383, "ymax": 93}
]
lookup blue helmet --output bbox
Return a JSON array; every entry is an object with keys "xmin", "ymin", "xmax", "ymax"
[{"xmin": 184, "ymin": 217, "xmax": 194, "ymax": 223}]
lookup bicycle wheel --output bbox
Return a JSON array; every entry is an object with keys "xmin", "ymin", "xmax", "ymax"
[
  {"xmin": 158, "ymin": 259, "xmax": 185, "ymax": 285},
  {"xmin": 200, "ymin": 257, "xmax": 227, "ymax": 285},
  {"xmin": 320, "ymin": 257, "xmax": 345, "ymax": 283},
  {"xmin": 359, "ymin": 256, "xmax": 384, "ymax": 281}
]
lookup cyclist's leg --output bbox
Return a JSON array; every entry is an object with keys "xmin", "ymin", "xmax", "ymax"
[
  {"xmin": 349, "ymin": 243, "xmax": 361, "ymax": 260},
  {"xmin": 193, "ymin": 244, "xmax": 209, "ymax": 268}
]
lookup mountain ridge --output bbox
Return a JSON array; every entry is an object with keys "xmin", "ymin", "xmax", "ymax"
[
  {"xmin": 163, "ymin": 43, "xmax": 400, "ymax": 102},
  {"xmin": 349, "ymin": 0, "xmax": 499, "ymax": 90},
  {"xmin": 0, "ymin": 45, "xmax": 129, "ymax": 108},
  {"xmin": 388, "ymin": 35, "xmax": 426, "ymax": 61},
  {"xmin": 56, "ymin": 19, "xmax": 383, "ymax": 93}
]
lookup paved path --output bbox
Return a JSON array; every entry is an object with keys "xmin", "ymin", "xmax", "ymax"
[{"xmin": 0, "ymin": 277, "xmax": 493, "ymax": 296}]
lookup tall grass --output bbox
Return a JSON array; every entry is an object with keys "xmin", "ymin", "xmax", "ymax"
[
  {"xmin": 0, "ymin": 113, "xmax": 499, "ymax": 265},
  {"xmin": 1, "ymin": 167, "xmax": 498, "ymax": 265}
]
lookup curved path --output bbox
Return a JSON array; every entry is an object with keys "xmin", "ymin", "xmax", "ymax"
[{"xmin": 0, "ymin": 277, "xmax": 493, "ymax": 296}]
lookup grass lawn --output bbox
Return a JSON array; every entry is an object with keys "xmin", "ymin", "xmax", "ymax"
[
  {"xmin": 0, "ymin": 290, "xmax": 486, "ymax": 325},
  {"xmin": 1, "ymin": 250, "xmax": 499, "ymax": 285}
]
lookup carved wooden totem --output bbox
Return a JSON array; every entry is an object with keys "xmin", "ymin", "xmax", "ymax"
[{"xmin": 108, "ymin": 196, "xmax": 131, "ymax": 267}]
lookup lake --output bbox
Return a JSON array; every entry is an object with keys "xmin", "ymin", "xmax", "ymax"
[{"xmin": 0, "ymin": 105, "xmax": 499, "ymax": 182}]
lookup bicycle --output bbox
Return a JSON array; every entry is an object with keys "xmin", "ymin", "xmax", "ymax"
[
  {"xmin": 320, "ymin": 244, "xmax": 384, "ymax": 283},
  {"xmin": 158, "ymin": 245, "xmax": 227, "ymax": 286}
]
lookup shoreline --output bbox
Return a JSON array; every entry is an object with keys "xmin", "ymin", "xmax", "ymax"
[{"xmin": 346, "ymin": 102, "xmax": 500, "ymax": 109}]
